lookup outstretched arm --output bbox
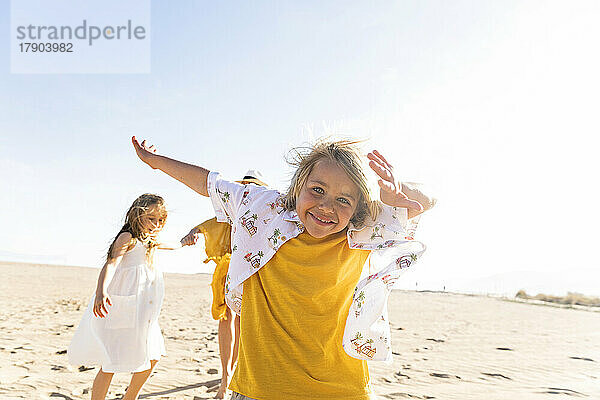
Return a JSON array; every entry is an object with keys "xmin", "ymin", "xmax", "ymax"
[
  {"xmin": 180, "ymin": 225, "xmax": 202, "ymax": 246},
  {"xmin": 157, "ymin": 241, "xmax": 184, "ymax": 250},
  {"xmin": 132, "ymin": 136, "xmax": 210, "ymax": 197}
]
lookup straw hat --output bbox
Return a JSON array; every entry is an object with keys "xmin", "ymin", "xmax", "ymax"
[{"xmin": 235, "ymin": 169, "xmax": 267, "ymax": 186}]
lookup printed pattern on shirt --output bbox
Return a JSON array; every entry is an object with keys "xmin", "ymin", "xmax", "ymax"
[{"xmin": 207, "ymin": 171, "xmax": 426, "ymax": 362}]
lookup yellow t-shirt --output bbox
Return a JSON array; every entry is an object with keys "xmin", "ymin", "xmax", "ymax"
[
  {"xmin": 196, "ymin": 217, "xmax": 232, "ymax": 320},
  {"xmin": 196, "ymin": 217, "xmax": 231, "ymax": 262},
  {"xmin": 229, "ymin": 230, "xmax": 372, "ymax": 400}
]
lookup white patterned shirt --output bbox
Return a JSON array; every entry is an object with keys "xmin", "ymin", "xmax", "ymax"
[{"xmin": 207, "ymin": 171, "xmax": 426, "ymax": 362}]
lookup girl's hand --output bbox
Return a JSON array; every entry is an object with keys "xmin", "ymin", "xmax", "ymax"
[
  {"xmin": 367, "ymin": 150, "xmax": 424, "ymax": 212},
  {"xmin": 132, "ymin": 136, "xmax": 158, "ymax": 168},
  {"xmin": 131, "ymin": 136, "xmax": 211, "ymax": 197},
  {"xmin": 93, "ymin": 291, "xmax": 112, "ymax": 318},
  {"xmin": 180, "ymin": 227, "xmax": 201, "ymax": 246}
]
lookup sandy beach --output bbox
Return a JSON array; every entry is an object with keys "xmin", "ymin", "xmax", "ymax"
[{"xmin": 1, "ymin": 261, "xmax": 598, "ymax": 400}]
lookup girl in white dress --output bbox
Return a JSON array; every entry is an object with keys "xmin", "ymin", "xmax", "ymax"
[{"xmin": 68, "ymin": 193, "xmax": 183, "ymax": 400}]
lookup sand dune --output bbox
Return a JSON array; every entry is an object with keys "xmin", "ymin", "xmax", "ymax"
[{"xmin": 1, "ymin": 262, "xmax": 598, "ymax": 400}]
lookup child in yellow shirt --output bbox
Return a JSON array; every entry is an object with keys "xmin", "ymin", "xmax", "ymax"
[
  {"xmin": 180, "ymin": 171, "xmax": 267, "ymax": 399},
  {"xmin": 132, "ymin": 136, "xmax": 434, "ymax": 400}
]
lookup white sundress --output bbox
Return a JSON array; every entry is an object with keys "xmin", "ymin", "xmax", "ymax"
[{"xmin": 68, "ymin": 241, "xmax": 166, "ymax": 373}]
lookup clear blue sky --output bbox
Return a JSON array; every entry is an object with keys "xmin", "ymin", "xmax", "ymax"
[{"xmin": 2, "ymin": 0, "xmax": 600, "ymax": 296}]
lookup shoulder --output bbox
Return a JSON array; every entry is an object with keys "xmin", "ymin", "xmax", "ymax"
[
  {"xmin": 107, "ymin": 231, "xmax": 135, "ymax": 259},
  {"xmin": 197, "ymin": 217, "xmax": 218, "ymax": 231},
  {"xmin": 115, "ymin": 231, "xmax": 133, "ymax": 244},
  {"xmin": 199, "ymin": 217, "xmax": 230, "ymax": 235},
  {"xmin": 114, "ymin": 232, "xmax": 135, "ymax": 251}
]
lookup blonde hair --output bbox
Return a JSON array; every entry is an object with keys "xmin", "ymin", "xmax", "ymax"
[
  {"xmin": 283, "ymin": 138, "xmax": 380, "ymax": 229},
  {"xmin": 106, "ymin": 193, "xmax": 167, "ymax": 267}
]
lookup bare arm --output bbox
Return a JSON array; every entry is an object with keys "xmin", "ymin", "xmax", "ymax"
[
  {"xmin": 367, "ymin": 150, "xmax": 437, "ymax": 220},
  {"xmin": 132, "ymin": 136, "xmax": 210, "ymax": 197},
  {"xmin": 157, "ymin": 241, "xmax": 184, "ymax": 250},
  {"xmin": 180, "ymin": 225, "xmax": 202, "ymax": 246},
  {"xmin": 367, "ymin": 150, "xmax": 428, "ymax": 220},
  {"xmin": 93, "ymin": 232, "xmax": 132, "ymax": 318},
  {"xmin": 401, "ymin": 182, "xmax": 437, "ymax": 219}
]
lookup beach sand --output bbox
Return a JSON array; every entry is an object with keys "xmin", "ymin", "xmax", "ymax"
[{"xmin": 1, "ymin": 262, "xmax": 598, "ymax": 400}]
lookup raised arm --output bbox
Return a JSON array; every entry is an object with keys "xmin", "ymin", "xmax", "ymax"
[
  {"xmin": 401, "ymin": 182, "xmax": 437, "ymax": 218},
  {"xmin": 132, "ymin": 136, "xmax": 210, "ymax": 197},
  {"xmin": 368, "ymin": 150, "xmax": 436, "ymax": 219}
]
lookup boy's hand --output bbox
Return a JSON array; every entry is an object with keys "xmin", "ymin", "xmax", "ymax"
[
  {"xmin": 367, "ymin": 150, "xmax": 423, "ymax": 212},
  {"xmin": 132, "ymin": 136, "xmax": 158, "ymax": 168},
  {"xmin": 180, "ymin": 227, "xmax": 201, "ymax": 246},
  {"xmin": 93, "ymin": 290, "xmax": 112, "ymax": 318}
]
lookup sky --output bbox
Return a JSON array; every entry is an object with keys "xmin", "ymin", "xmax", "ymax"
[{"xmin": 2, "ymin": 0, "xmax": 600, "ymax": 296}]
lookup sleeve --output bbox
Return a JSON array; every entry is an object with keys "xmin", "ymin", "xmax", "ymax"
[
  {"xmin": 195, "ymin": 217, "xmax": 215, "ymax": 233},
  {"xmin": 348, "ymin": 203, "xmax": 419, "ymax": 249},
  {"xmin": 206, "ymin": 171, "xmax": 247, "ymax": 225},
  {"xmin": 195, "ymin": 217, "xmax": 232, "ymax": 261},
  {"xmin": 343, "ymin": 240, "xmax": 426, "ymax": 362},
  {"xmin": 343, "ymin": 203, "xmax": 427, "ymax": 362}
]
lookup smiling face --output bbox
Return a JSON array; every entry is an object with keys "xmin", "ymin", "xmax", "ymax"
[
  {"xmin": 295, "ymin": 159, "xmax": 360, "ymax": 238},
  {"xmin": 139, "ymin": 206, "xmax": 166, "ymax": 237}
]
